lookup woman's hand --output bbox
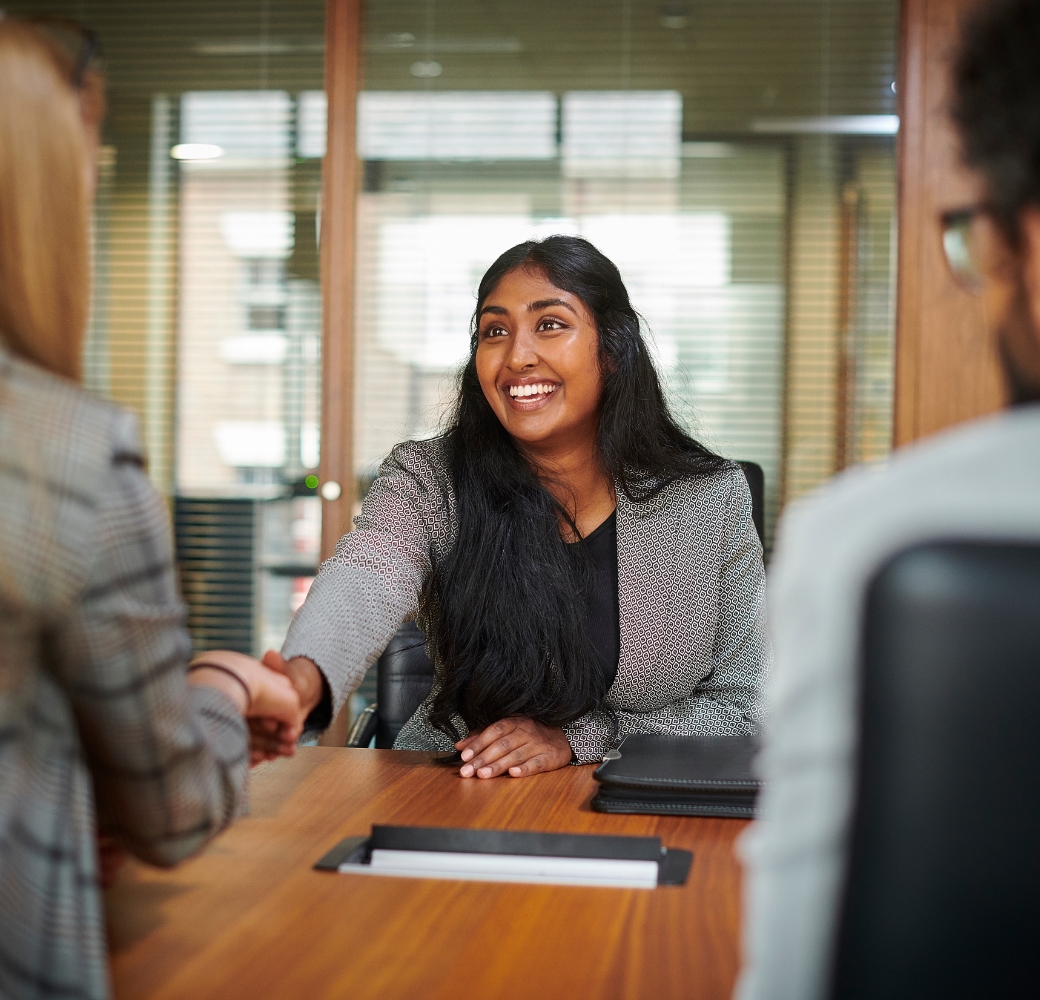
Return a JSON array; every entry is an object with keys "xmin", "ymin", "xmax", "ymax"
[
  {"xmin": 188, "ymin": 650, "xmax": 306, "ymax": 764},
  {"xmin": 455, "ymin": 717, "xmax": 574, "ymax": 778},
  {"xmin": 246, "ymin": 650, "xmax": 327, "ymax": 764}
]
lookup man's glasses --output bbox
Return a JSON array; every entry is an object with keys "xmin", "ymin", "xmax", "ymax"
[
  {"xmin": 21, "ymin": 14, "xmax": 102, "ymax": 90},
  {"xmin": 940, "ymin": 204, "xmax": 985, "ymax": 293},
  {"xmin": 940, "ymin": 203, "xmax": 1011, "ymax": 294}
]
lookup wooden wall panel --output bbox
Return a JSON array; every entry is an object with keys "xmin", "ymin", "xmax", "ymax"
[
  {"xmin": 316, "ymin": 0, "xmax": 363, "ymax": 747},
  {"xmin": 319, "ymin": 0, "xmax": 362, "ymax": 558},
  {"xmin": 894, "ymin": 0, "xmax": 1004, "ymax": 446}
]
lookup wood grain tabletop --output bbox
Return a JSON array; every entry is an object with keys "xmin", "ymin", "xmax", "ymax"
[{"xmin": 105, "ymin": 747, "xmax": 748, "ymax": 1000}]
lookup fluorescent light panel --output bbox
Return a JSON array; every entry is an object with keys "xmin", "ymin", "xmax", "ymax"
[{"xmin": 750, "ymin": 115, "xmax": 899, "ymax": 135}]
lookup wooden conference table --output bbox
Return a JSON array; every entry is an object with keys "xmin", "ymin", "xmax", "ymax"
[{"xmin": 106, "ymin": 748, "xmax": 748, "ymax": 1000}]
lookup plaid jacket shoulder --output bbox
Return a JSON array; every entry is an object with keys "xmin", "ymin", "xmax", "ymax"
[{"xmin": 0, "ymin": 348, "xmax": 249, "ymax": 1000}]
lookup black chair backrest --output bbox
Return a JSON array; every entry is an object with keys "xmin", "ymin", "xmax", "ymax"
[
  {"xmin": 832, "ymin": 541, "xmax": 1040, "ymax": 999},
  {"xmin": 737, "ymin": 460, "xmax": 765, "ymax": 547},
  {"xmin": 374, "ymin": 619, "xmax": 435, "ymax": 748}
]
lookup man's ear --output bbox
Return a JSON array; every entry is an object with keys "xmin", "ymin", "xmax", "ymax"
[{"xmin": 1018, "ymin": 206, "xmax": 1040, "ymax": 338}]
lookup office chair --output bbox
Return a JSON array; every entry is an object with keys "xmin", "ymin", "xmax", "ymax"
[
  {"xmin": 346, "ymin": 461, "xmax": 766, "ymax": 749},
  {"xmin": 831, "ymin": 541, "xmax": 1040, "ymax": 999},
  {"xmin": 736, "ymin": 460, "xmax": 765, "ymax": 548},
  {"xmin": 346, "ymin": 620, "xmax": 432, "ymax": 749}
]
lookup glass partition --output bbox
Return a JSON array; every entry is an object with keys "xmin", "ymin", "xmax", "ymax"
[
  {"xmin": 4, "ymin": 0, "xmax": 901, "ymax": 672},
  {"xmin": 355, "ymin": 0, "xmax": 901, "ymax": 548},
  {"xmin": 5, "ymin": 0, "xmax": 327, "ymax": 656}
]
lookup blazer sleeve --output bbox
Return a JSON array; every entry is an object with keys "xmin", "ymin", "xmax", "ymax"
[
  {"xmin": 565, "ymin": 468, "xmax": 771, "ymax": 763},
  {"xmin": 47, "ymin": 424, "xmax": 249, "ymax": 868},
  {"xmin": 281, "ymin": 441, "xmax": 444, "ymax": 725}
]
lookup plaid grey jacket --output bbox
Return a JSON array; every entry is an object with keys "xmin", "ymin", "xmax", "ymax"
[
  {"xmin": 284, "ymin": 437, "xmax": 769, "ymax": 761},
  {"xmin": 0, "ymin": 347, "xmax": 249, "ymax": 1000}
]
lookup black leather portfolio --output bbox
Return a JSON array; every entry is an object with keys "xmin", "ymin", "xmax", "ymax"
[{"xmin": 591, "ymin": 734, "xmax": 761, "ymax": 818}]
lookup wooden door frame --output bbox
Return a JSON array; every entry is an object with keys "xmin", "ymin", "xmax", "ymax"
[{"xmin": 319, "ymin": 0, "xmax": 362, "ymax": 560}]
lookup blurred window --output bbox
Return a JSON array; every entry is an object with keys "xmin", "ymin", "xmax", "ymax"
[
  {"xmin": 5, "ymin": 0, "xmax": 900, "ymax": 661},
  {"xmin": 355, "ymin": 0, "xmax": 900, "ymax": 548},
  {"xmin": 6, "ymin": 0, "xmax": 326, "ymax": 657}
]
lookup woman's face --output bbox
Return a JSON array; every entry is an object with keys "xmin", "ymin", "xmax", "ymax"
[{"xmin": 475, "ymin": 266, "xmax": 603, "ymax": 455}]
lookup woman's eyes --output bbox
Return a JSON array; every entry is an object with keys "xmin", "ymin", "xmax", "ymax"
[{"xmin": 480, "ymin": 317, "xmax": 566, "ymax": 339}]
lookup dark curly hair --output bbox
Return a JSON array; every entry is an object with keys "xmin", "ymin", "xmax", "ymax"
[
  {"xmin": 423, "ymin": 235, "xmax": 725, "ymax": 743},
  {"xmin": 951, "ymin": 0, "xmax": 1040, "ymax": 239}
]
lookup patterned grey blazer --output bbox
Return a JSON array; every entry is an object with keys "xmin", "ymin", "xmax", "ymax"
[
  {"xmin": 0, "ymin": 346, "xmax": 249, "ymax": 1000},
  {"xmin": 284, "ymin": 437, "xmax": 769, "ymax": 762}
]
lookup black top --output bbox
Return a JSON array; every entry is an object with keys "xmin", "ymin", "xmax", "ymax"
[{"xmin": 580, "ymin": 510, "xmax": 621, "ymax": 689}]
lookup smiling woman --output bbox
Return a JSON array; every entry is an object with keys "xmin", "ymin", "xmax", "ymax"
[{"xmin": 271, "ymin": 236, "xmax": 769, "ymax": 777}]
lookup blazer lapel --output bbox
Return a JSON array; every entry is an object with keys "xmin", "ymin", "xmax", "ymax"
[{"xmin": 611, "ymin": 486, "xmax": 679, "ymax": 702}]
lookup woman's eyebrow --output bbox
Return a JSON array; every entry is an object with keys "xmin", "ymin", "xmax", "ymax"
[
  {"xmin": 478, "ymin": 304, "xmax": 508, "ymax": 317},
  {"xmin": 527, "ymin": 297, "xmax": 577, "ymax": 314}
]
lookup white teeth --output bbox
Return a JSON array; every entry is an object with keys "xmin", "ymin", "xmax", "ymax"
[{"xmin": 509, "ymin": 383, "xmax": 556, "ymax": 398}]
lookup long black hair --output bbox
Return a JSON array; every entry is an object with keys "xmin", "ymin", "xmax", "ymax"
[{"xmin": 423, "ymin": 235, "xmax": 725, "ymax": 743}]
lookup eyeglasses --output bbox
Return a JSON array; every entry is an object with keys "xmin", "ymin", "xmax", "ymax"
[
  {"xmin": 939, "ymin": 203, "xmax": 1010, "ymax": 294},
  {"xmin": 940, "ymin": 205, "xmax": 988, "ymax": 293},
  {"xmin": 20, "ymin": 14, "xmax": 103, "ymax": 90}
]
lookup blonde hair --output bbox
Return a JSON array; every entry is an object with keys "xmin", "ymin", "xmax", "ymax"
[{"xmin": 0, "ymin": 20, "xmax": 103, "ymax": 381}]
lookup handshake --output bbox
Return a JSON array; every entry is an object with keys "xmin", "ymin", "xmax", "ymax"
[{"xmin": 187, "ymin": 649, "xmax": 324, "ymax": 767}]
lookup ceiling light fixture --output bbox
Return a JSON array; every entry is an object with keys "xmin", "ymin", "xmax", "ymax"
[
  {"xmin": 410, "ymin": 60, "xmax": 442, "ymax": 78},
  {"xmin": 170, "ymin": 142, "xmax": 225, "ymax": 160},
  {"xmin": 659, "ymin": 2, "xmax": 690, "ymax": 29},
  {"xmin": 750, "ymin": 115, "xmax": 899, "ymax": 136}
]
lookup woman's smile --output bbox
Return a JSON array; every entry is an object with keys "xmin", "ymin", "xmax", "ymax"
[{"xmin": 504, "ymin": 379, "xmax": 560, "ymax": 411}]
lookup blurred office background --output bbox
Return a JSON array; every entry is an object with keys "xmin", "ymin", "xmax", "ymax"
[{"xmin": 5, "ymin": 1, "xmax": 898, "ymax": 693}]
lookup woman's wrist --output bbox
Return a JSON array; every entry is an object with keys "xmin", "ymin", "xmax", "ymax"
[
  {"xmin": 280, "ymin": 656, "xmax": 325, "ymax": 715},
  {"xmin": 188, "ymin": 665, "xmax": 249, "ymax": 714}
]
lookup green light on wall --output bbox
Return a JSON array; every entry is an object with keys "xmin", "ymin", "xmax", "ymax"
[{"xmin": 305, "ymin": 474, "xmax": 319, "ymax": 490}]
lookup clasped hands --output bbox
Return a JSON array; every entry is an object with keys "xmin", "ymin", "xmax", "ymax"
[
  {"xmin": 101, "ymin": 649, "xmax": 309, "ymax": 889},
  {"xmin": 187, "ymin": 649, "xmax": 309, "ymax": 766},
  {"xmin": 456, "ymin": 717, "xmax": 575, "ymax": 778}
]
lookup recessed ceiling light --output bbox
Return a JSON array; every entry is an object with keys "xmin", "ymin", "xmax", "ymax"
[
  {"xmin": 410, "ymin": 60, "xmax": 442, "ymax": 78},
  {"xmin": 659, "ymin": 2, "xmax": 690, "ymax": 28},
  {"xmin": 170, "ymin": 143, "xmax": 225, "ymax": 160}
]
